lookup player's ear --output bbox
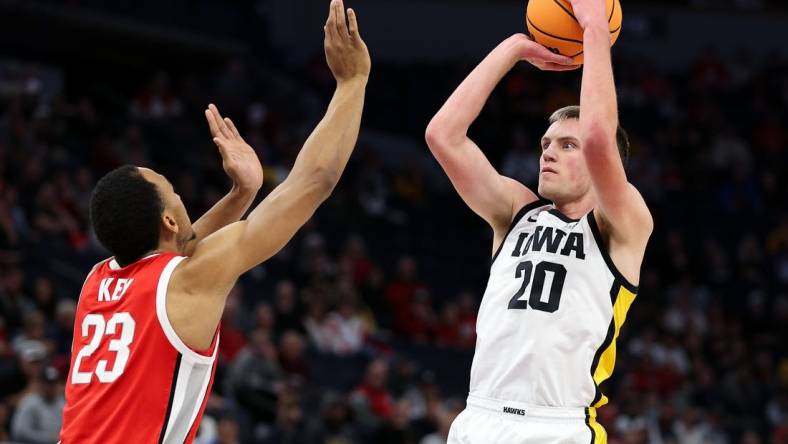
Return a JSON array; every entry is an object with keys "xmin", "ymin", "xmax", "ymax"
[{"xmin": 161, "ymin": 211, "xmax": 180, "ymax": 235}]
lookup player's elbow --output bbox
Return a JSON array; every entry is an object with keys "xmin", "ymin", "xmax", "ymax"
[
  {"xmin": 425, "ymin": 120, "xmax": 446, "ymax": 150},
  {"xmin": 310, "ymin": 168, "xmax": 339, "ymax": 200},
  {"xmin": 580, "ymin": 121, "xmax": 615, "ymax": 157},
  {"xmin": 289, "ymin": 167, "xmax": 337, "ymax": 202},
  {"xmin": 425, "ymin": 118, "xmax": 462, "ymax": 151},
  {"xmin": 641, "ymin": 208, "xmax": 655, "ymax": 236}
]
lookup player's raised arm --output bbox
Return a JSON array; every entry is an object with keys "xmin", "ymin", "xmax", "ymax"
[
  {"xmin": 182, "ymin": 104, "xmax": 265, "ymax": 256},
  {"xmin": 168, "ymin": 0, "xmax": 370, "ymax": 349},
  {"xmin": 425, "ymin": 34, "xmax": 575, "ymax": 234},
  {"xmin": 570, "ymin": 0, "xmax": 652, "ymax": 239}
]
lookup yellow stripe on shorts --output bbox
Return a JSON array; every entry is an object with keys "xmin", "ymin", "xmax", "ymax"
[{"xmin": 585, "ymin": 407, "xmax": 607, "ymax": 444}]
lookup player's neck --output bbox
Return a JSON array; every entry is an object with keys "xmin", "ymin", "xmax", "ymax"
[
  {"xmin": 552, "ymin": 194, "xmax": 595, "ymax": 220},
  {"xmin": 152, "ymin": 238, "xmax": 181, "ymax": 256}
]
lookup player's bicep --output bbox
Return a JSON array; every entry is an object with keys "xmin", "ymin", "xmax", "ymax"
[{"xmin": 430, "ymin": 137, "xmax": 537, "ymax": 228}]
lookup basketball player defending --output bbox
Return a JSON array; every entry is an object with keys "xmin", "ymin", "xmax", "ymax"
[
  {"xmin": 425, "ymin": 0, "xmax": 652, "ymax": 442},
  {"xmin": 59, "ymin": 2, "xmax": 369, "ymax": 442}
]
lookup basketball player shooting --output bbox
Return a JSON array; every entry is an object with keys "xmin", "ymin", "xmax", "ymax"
[
  {"xmin": 58, "ymin": 1, "xmax": 370, "ymax": 442},
  {"xmin": 425, "ymin": 0, "xmax": 653, "ymax": 442}
]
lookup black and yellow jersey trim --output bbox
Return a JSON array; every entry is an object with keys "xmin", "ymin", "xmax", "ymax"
[
  {"xmin": 589, "ymin": 281, "xmax": 637, "ymax": 409},
  {"xmin": 586, "ymin": 210, "xmax": 639, "ymax": 293},
  {"xmin": 586, "ymin": 210, "xmax": 639, "ymax": 411}
]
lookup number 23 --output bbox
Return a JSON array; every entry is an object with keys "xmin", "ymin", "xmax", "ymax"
[{"xmin": 72, "ymin": 313, "xmax": 135, "ymax": 384}]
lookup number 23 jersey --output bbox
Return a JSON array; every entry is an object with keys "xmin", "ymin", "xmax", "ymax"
[
  {"xmin": 61, "ymin": 253, "xmax": 218, "ymax": 444},
  {"xmin": 469, "ymin": 200, "xmax": 638, "ymax": 409}
]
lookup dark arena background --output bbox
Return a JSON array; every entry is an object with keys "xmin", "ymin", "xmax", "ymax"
[{"xmin": 1, "ymin": 0, "xmax": 787, "ymax": 443}]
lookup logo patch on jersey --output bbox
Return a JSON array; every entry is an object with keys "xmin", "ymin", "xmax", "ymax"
[
  {"xmin": 502, "ymin": 406, "xmax": 526, "ymax": 416},
  {"xmin": 98, "ymin": 278, "xmax": 134, "ymax": 302}
]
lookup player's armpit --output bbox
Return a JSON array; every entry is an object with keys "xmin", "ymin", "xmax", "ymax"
[
  {"xmin": 166, "ymin": 173, "xmax": 333, "ymax": 349},
  {"xmin": 593, "ymin": 180, "xmax": 653, "ymax": 247}
]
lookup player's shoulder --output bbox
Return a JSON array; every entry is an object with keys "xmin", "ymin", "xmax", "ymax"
[
  {"xmin": 85, "ymin": 253, "xmax": 183, "ymax": 286},
  {"xmin": 81, "ymin": 258, "xmax": 113, "ymax": 286},
  {"xmin": 593, "ymin": 183, "xmax": 653, "ymax": 243},
  {"xmin": 511, "ymin": 197, "xmax": 553, "ymax": 227}
]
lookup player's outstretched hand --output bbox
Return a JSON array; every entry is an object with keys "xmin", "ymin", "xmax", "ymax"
[
  {"xmin": 509, "ymin": 34, "xmax": 579, "ymax": 71},
  {"xmin": 204, "ymin": 104, "xmax": 264, "ymax": 193},
  {"xmin": 567, "ymin": 0, "xmax": 608, "ymax": 31},
  {"xmin": 324, "ymin": 0, "xmax": 371, "ymax": 85}
]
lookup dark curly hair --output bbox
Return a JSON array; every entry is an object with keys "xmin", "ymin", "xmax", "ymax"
[{"xmin": 90, "ymin": 165, "xmax": 164, "ymax": 266}]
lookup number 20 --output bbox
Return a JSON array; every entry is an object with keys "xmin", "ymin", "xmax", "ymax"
[
  {"xmin": 72, "ymin": 313, "xmax": 135, "ymax": 384},
  {"xmin": 508, "ymin": 260, "xmax": 566, "ymax": 313}
]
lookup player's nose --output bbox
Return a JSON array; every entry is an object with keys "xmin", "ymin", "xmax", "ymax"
[{"xmin": 541, "ymin": 145, "xmax": 557, "ymax": 162}]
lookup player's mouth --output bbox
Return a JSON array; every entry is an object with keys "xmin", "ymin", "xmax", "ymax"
[{"xmin": 540, "ymin": 167, "xmax": 558, "ymax": 175}]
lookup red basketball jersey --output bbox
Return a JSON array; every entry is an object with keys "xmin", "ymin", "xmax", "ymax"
[{"xmin": 61, "ymin": 253, "xmax": 219, "ymax": 444}]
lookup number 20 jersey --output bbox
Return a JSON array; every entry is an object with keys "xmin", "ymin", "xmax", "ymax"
[
  {"xmin": 469, "ymin": 200, "xmax": 639, "ymax": 409},
  {"xmin": 61, "ymin": 253, "xmax": 219, "ymax": 444}
]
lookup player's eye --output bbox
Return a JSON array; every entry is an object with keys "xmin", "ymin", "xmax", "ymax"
[
  {"xmin": 563, "ymin": 142, "xmax": 576, "ymax": 150},
  {"xmin": 541, "ymin": 142, "xmax": 550, "ymax": 150}
]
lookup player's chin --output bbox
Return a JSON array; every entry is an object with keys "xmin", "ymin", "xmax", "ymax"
[{"xmin": 537, "ymin": 182, "xmax": 551, "ymax": 199}]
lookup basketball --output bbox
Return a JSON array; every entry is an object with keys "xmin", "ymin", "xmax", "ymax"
[{"xmin": 526, "ymin": 0, "xmax": 622, "ymax": 64}]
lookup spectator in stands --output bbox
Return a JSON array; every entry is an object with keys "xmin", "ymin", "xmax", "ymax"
[
  {"xmin": 225, "ymin": 329, "xmax": 282, "ymax": 424},
  {"xmin": 351, "ymin": 358, "xmax": 394, "ymax": 431},
  {"xmin": 273, "ymin": 280, "xmax": 304, "ymax": 337},
  {"xmin": 261, "ymin": 388, "xmax": 307, "ymax": 443},
  {"xmin": 10, "ymin": 366, "xmax": 64, "ymax": 444},
  {"xmin": 306, "ymin": 391, "xmax": 360, "ymax": 444},
  {"xmin": 278, "ymin": 330, "xmax": 309, "ymax": 383}
]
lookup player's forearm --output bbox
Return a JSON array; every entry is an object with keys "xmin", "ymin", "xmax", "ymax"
[
  {"xmin": 427, "ymin": 38, "xmax": 520, "ymax": 145},
  {"xmin": 289, "ymin": 79, "xmax": 367, "ymax": 187},
  {"xmin": 186, "ymin": 186, "xmax": 256, "ymax": 255},
  {"xmin": 238, "ymin": 79, "xmax": 367, "ymax": 243},
  {"xmin": 578, "ymin": 26, "xmax": 618, "ymax": 141}
]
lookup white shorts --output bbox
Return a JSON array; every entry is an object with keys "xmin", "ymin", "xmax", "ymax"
[{"xmin": 447, "ymin": 394, "xmax": 607, "ymax": 444}]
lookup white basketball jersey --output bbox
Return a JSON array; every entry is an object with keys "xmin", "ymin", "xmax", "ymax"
[{"xmin": 469, "ymin": 200, "xmax": 638, "ymax": 409}]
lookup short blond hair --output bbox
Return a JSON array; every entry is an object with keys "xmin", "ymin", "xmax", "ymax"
[{"xmin": 549, "ymin": 105, "xmax": 630, "ymax": 166}]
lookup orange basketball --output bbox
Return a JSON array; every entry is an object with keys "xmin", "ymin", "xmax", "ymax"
[{"xmin": 526, "ymin": 0, "xmax": 622, "ymax": 64}]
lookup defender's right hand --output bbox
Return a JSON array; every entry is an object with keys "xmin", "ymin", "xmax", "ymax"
[
  {"xmin": 324, "ymin": 0, "xmax": 371, "ymax": 84},
  {"xmin": 508, "ymin": 33, "xmax": 579, "ymax": 71}
]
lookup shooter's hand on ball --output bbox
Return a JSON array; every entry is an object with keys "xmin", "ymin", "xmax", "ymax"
[
  {"xmin": 568, "ymin": 0, "xmax": 608, "ymax": 32},
  {"xmin": 324, "ymin": 0, "xmax": 371, "ymax": 85},
  {"xmin": 508, "ymin": 33, "xmax": 578, "ymax": 71}
]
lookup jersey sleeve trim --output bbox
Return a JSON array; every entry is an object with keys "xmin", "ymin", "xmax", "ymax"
[
  {"xmin": 586, "ymin": 211, "xmax": 639, "ymax": 294},
  {"xmin": 78, "ymin": 258, "xmax": 111, "ymax": 300},
  {"xmin": 155, "ymin": 256, "xmax": 217, "ymax": 365},
  {"xmin": 491, "ymin": 198, "xmax": 551, "ymax": 265}
]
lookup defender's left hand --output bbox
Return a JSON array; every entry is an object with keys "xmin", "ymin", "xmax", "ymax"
[
  {"xmin": 205, "ymin": 104, "xmax": 264, "ymax": 193},
  {"xmin": 567, "ymin": 0, "xmax": 608, "ymax": 31}
]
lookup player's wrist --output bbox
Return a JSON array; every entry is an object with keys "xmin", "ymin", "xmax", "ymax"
[
  {"xmin": 336, "ymin": 75, "xmax": 369, "ymax": 89},
  {"xmin": 499, "ymin": 34, "xmax": 532, "ymax": 65},
  {"xmin": 230, "ymin": 182, "xmax": 259, "ymax": 199},
  {"xmin": 582, "ymin": 23, "xmax": 610, "ymax": 38}
]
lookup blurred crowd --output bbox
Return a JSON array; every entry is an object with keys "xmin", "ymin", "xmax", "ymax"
[{"xmin": 1, "ymin": 25, "xmax": 787, "ymax": 444}]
